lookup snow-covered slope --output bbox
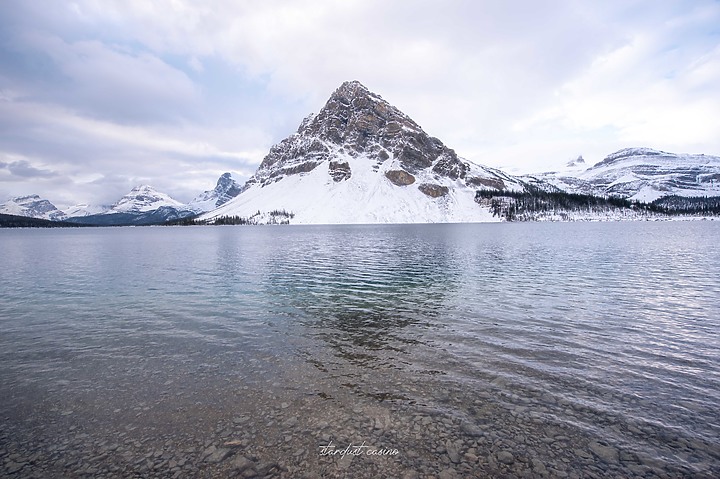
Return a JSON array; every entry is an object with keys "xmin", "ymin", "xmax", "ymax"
[
  {"xmin": 187, "ymin": 173, "xmax": 243, "ymax": 213},
  {"xmin": 205, "ymin": 149, "xmax": 503, "ymax": 224},
  {"xmin": 0, "ymin": 195, "xmax": 67, "ymax": 221},
  {"xmin": 581, "ymin": 148, "xmax": 720, "ymax": 201},
  {"xmin": 200, "ymin": 81, "xmax": 526, "ymax": 224},
  {"xmin": 528, "ymin": 148, "xmax": 720, "ymax": 202},
  {"xmin": 63, "ymin": 203, "xmax": 109, "ymax": 217}
]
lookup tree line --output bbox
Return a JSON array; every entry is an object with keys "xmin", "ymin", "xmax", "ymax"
[
  {"xmin": 475, "ymin": 187, "xmax": 719, "ymax": 221},
  {"xmin": 167, "ymin": 209, "xmax": 295, "ymax": 226}
]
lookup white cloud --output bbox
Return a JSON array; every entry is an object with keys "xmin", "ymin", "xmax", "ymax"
[
  {"xmin": 510, "ymin": 3, "xmax": 720, "ymax": 168},
  {"xmin": 17, "ymin": 32, "xmax": 202, "ymax": 123},
  {"xmin": 0, "ymin": 98, "xmax": 269, "ymax": 205},
  {"xmin": 1, "ymin": 0, "xmax": 719, "ymax": 205}
]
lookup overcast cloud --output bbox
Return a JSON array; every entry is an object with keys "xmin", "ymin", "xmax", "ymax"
[{"xmin": 1, "ymin": 0, "xmax": 718, "ymax": 207}]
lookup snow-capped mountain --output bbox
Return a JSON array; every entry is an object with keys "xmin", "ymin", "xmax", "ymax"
[
  {"xmin": 187, "ymin": 173, "xmax": 243, "ymax": 213},
  {"xmin": 0, "ymin": 194, "xmax": 67, "ymax": 221},
  {"xmin": 107, "ymin": 184, "xmax": 185, "ymax": 214},
  {"xmin": 66, "ymin": 185, "xmax": 196, "ymax": 225},
  {"xmin": 200, "ymin": 81, "xmax": 526, "ymax": 224},
  {"xmin": 4, "ymin": 175, "xmax": 243, "ymax": 226},
  {"xmin": 528, "ymin": 148, "xmax": 720, "ymax": 202}
]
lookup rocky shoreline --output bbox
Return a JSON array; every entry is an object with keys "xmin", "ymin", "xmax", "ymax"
[{"xmin": 3, "ymin": 362, "xmax": 717, "ymax": 478}]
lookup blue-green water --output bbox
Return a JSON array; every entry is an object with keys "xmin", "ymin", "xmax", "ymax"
[{"xmin": 1, "ymin": 223, "xmax": 719, "ymax": 477}]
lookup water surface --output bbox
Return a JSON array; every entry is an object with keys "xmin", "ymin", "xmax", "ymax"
[{"xmin": 1, "ymin": 222, "xmax": 718, "ymax": 478}]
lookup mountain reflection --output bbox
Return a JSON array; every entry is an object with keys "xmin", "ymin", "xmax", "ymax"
[{"xmin": 261, "ymin": 225, "xmax": 463, "ymax": 370}]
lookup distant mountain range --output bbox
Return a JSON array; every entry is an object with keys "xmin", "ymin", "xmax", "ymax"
[
  {"xmin": 197, "ymin": 81, "xmax": 720, "ymax": 224},
  {"xmin": 0, "ymin": 173, "xmax": 243, "ymax": 226},
  {"xmin": 2, "ymin": 81, "xmax": 719, "ymax": 226},
  {"xmin": 525, "ymin": 147, "xmax": 720, "ymax": 202}
]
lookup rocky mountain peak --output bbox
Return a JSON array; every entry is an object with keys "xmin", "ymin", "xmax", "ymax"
[
  {"xmin": 304, "ymin": 80, "xmax": 421, "ymax": 151},
  {"xmin": 329, "ymin": 80, "xmax": 373, "ymax": 102},
  {"xmin": 129, "ymin": 184, "xmax": 154, "ymax": 194},
  {"xmin": 248, "ymin": 80, "xmax": 474, "ymax": 189},
  {"xmin": 215, "ymin": 172, "xmax": 239, "ymax": 193},
  {"xmin": 188, "ymin": 173, "xmax": 243, "ymax": 212},
  {"xmin": 566, "ymin": 156, "xmax": 586, "ymax": 168}
]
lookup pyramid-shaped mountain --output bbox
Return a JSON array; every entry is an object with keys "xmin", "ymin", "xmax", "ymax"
[
  {"xmin": 200, "ymin": 81, "xmax": 525, "ymax": 224},
  {"xmin": 187, "ymin": 173, "xmax": 243, "ymax": 212}
]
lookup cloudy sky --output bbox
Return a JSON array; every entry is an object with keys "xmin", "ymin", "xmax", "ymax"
[{"xmin": 1, "ymin": 0, "xmax": 719, "ymax": 208}]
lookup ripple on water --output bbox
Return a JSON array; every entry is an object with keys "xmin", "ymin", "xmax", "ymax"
[{"xmin": 0, "ymin": 222, "xmax": 719, "ymax": 477}]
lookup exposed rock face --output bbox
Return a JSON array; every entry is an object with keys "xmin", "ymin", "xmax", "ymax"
[
  {"xmin": 329, "ymin": 161, "xmax": 351, "ymax": 182},
  {"xmin": 213, "ymin": 173, "xmax": 243, "ymax": 206},
  {"xmin": 188, "ymin": 173, "xmax": 244, "ymax": 212},
  {"xmin": 418, "ymin": 183, "xmax": 449, "ymax": 198},
  {"xmin": 385, "ymin": 170, "xmax": 416, "ymax": 186},
  {"xmin": 566, "ymin": 156, "xmax": 586, "ymax": 168},
  {"xmin": 246, "ymin": 80, "xmax": 487, "ymax": 188},
  {"xmin": 466, "ymin": 176, "xmax": 506, "ymax": 190}
]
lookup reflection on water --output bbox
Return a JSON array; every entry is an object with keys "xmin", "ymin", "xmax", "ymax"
[
  {"xmin": 1, "ymin": 223, "xmax": 719, "ymax": 478},
  {"xmin": 263, "ymin": 226, "xmax": 461, "ymax": 371}
]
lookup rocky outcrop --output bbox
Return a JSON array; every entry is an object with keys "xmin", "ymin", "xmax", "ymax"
[
  {"xmin": 385, "ymin": 170, "xmax": 416, "ymax": 186},
  {"xmin": 432, "ymin": 154, "xmax": 468, "ymax": 180},
  {"xmin": 252, "ymin": 135, "xmax": 330, "ymax": 187},
  {"xmin": 329, "ymin": 161, "xmax": 351, "ymax": 182},
  {"xmin": 213, "ymin": 173, "xmax": 242, "ymax": 206},
  {"xmin": 247, "ymin": 81, "xmax": 490, "ymax": 187},
  {"xmin": 467, "ymin": 176, "xmax": 506, "ymax": 190},
  {"xmin": 418, "ymin": 183, "xmax": 449, "ymax": 198}
]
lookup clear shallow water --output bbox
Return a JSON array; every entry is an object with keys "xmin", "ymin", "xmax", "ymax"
[{"xmin": 1, "ymin": 222, "xmax": 719, "ymax": 478}]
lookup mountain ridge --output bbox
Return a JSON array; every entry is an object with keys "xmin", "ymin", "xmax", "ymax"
[
  {"xmin": 2, "ymin": 173, "xmax": 243, "ymax": 225},
  {"xmin": 527, "ymin": 147, "xmax": 720, "ymax": 202},
  {"xmin": 4, "ymin": 81, "xmax": 720, "ymax": 224},
  {"xmin": 200, "ymin": 80, "xmax": 526, "ymax": 224}
]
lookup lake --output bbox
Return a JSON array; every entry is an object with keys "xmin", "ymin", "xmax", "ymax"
[{"xmin": 1, "ymin": 222, "xmax": 719, "ymax": 478}]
